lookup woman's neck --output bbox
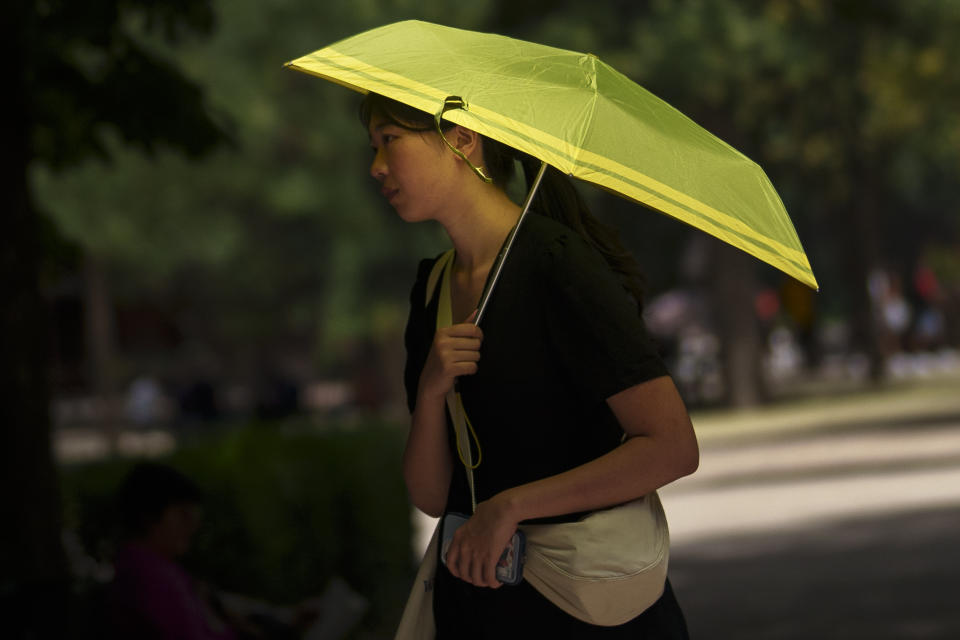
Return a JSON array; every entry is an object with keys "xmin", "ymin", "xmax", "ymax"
[{"xmin": 442, "ymin": 187, "xmax": 521, "ymax": 278}]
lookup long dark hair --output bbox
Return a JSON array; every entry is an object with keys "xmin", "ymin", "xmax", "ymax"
[{"xmin": 359, "ymin": 93, "xmax": 647, "ymax": 311}]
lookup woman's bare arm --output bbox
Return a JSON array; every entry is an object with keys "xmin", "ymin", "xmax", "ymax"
[
  {"xmin": 403, "ymin": 317, "xmax": 484, "ymax": 516},
  {"xmin": 444, "ymin": 375, "xmax": 698, "ymax": 587},
  {"xmin": 404, "ymin": 393, "xmax": 453, "ymax": 517}
]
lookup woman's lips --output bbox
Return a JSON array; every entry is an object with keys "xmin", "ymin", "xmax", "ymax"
[{"xmin": 382, "ymin": 187, "xmax": 399, "ymax": 201}]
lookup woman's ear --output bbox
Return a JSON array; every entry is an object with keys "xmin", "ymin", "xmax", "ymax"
[{"xmin": 451, "ymin": 125, "xmax": 482, "ymax": 161}]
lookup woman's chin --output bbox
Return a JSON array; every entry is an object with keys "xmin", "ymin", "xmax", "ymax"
[{"xmin": 394, "ymin": 206, "xmax": 429, "ymax": 223}]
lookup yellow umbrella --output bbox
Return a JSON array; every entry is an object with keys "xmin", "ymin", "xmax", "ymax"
[{"xmin": 287, "ymin": 19, "xmax": 818, "ymax": 291}]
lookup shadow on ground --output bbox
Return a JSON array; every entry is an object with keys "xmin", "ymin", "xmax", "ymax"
[{"xmin": 670, "ymin": 506, "xmax": 960, "ymax": 639}]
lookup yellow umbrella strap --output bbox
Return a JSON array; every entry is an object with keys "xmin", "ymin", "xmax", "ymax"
[
  {"xmin": 454, "ymin": 393, "xmax": 482, "ymax": 471},
  {"xmin": 435, "ymin": 97, "xmax": 493, "ymax": 184}
]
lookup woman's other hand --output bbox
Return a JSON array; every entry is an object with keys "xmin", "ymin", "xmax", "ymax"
[
  {"xmin": 444, "ymin": 494, "xmax": 519, "ymax": 588},
  {"xmin": 417, "ymin": 310, "xmax": 483, "ymax": 401}
]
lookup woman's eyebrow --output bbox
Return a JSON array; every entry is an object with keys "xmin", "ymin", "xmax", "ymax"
[{"xmin": 368, "ymin": 123, "xmax": 388, "ymax": 141}]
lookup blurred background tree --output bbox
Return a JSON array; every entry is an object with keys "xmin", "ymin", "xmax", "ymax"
[{"xmin": 5, "ymin": 0, "xmax": 228, "ymax": 636}]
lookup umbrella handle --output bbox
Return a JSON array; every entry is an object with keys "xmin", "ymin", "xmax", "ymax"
[
  {"xmin": 435, "ymin": 96, "xmax": 494, "ymax": 183},
  {"xmin": 474, "ymin": 160, "xmax": 548, "ymax": 325}
]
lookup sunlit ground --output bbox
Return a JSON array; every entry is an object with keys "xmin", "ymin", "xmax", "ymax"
[
  {"xmin": 664, "ymin": 370, "xmax": 960, "ymax": 639},
  {"xmin": 664, "ymin": 370, "xmax": 960, "ymax": 545}
]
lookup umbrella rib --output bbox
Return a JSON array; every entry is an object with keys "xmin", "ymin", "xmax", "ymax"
[{"xmin": 570, "ymin": 53, "xmax": 600, "ymax": 170}]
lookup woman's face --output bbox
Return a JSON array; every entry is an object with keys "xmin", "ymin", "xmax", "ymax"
[{"xmin": 368, "ymin": 113, "xmax": 455, "ymax": 222}]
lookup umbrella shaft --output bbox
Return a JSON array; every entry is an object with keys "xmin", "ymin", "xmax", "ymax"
[{"xmin": 474, "ymin": 161, "xmax": 548, "ymax": 326}]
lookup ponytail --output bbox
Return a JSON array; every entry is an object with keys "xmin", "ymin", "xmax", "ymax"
[{"xmin": 516, "ymin": 155, "xmax": 648, "ymax": 314}]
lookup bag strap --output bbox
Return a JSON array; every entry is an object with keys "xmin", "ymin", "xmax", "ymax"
[
  {"xmin": 425, "ymin": 250, "xmax": 455, "ymax": 308},
  {"xmin": 426, "ymin": 250, "xmax": 480, "ymax": 513}
]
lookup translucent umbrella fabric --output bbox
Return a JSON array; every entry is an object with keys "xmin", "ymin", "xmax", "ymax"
[{"xmin": 287, "ymin": 20, "xmax": 817, "ymax": 289}]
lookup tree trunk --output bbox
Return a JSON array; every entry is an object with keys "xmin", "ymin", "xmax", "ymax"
[
  {"xmin": 844, "ymin": 169, "xmax": 888, "ymax": 382},
  {"xmin": 711, "ymin": 242, "xmax": 766, "ymax": 407},
  {"xmin": 1, "ymin": 3, "xmax": 69, "ymax": 635},
  {"xmin": 83, "ymin": 254, "xmax": 122, "ymax": 447}
]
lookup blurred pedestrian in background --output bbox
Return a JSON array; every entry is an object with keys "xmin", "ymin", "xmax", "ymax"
[{"xmin": 108, "ymin": 462, "xmax": 239, "ymax": 639}]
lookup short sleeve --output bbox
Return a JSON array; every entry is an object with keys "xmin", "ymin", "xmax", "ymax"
[
  {"xmin": 403, "ymin": 256, "xmax": 441, "ymax": 414},
  {"xmin": 541, "ymin": 231, "xmax": 667, "ymax": 401}
]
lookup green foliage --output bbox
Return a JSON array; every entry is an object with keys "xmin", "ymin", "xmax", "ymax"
[
  {"xmin": 60, "ymin": 420, "xmax": 415, "ymax": 636},
  {"xmin": 28, "ymin": 0, "xmax": 228, "ymax": 168},
  {"xmin": 32, "ymin": 0, "xmax": 506, "ymax": 372}
]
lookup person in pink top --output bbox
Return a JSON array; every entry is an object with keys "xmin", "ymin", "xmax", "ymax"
[{"xmin": 108, "ymin": 462, "xmax": 238, "ymax": 640}]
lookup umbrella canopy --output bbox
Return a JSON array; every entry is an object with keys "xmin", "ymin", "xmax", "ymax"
[{"xmin": 286, "ymin": 20, "xmax": 817, "ymax": 290}]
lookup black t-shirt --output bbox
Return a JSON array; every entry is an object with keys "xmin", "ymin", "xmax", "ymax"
[{"xmin": 403, "ymin": 212, "xmax": 668, "ymax": 523}]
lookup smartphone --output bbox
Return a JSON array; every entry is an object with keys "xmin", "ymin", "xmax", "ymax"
[{"xmin": 440, "ymin": 512, "xmax": 525, "ymax": 586}]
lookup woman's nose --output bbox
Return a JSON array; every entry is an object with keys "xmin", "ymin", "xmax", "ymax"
[{"xmin": 370, "ymin": 149, "xmax": 387, "ymax": 181}]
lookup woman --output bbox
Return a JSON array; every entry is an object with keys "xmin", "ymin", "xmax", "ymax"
[{"xmin": 364, "ymin": 93, "xmax": 699, "ymax": 638}]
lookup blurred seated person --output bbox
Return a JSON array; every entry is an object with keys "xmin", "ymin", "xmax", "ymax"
[{"xmin": 108, "ymin": 462, "xmax": 240, "ymax": 640}]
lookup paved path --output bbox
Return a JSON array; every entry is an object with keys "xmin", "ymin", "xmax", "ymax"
[
  {"xmin": 669, "ymin": 506, "xmax": 960, "ymax": 639},
  {"xmin": 662, "ymin": 375, "xmax": 960, "ymax": 639}
]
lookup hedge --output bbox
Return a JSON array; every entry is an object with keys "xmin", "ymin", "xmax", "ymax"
[{"xmin": 60, "ymin": 419, "xmax": 416, "ymax": 638}]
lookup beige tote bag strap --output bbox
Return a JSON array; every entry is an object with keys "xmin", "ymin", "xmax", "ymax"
[
  {"xmin": 394, "ymin": 252, "xmax": 459, "ymax": 640},
  {"xmin": 445, "ymin": 391, "xmax": 478, "ymax": 513},
  {"xmin": 425, "ymin": 250, "xmax": 455, "ymax": 308},
  {"xmin": 427, "ymin": 250, "xmax": 479, "ymax": 513}
]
